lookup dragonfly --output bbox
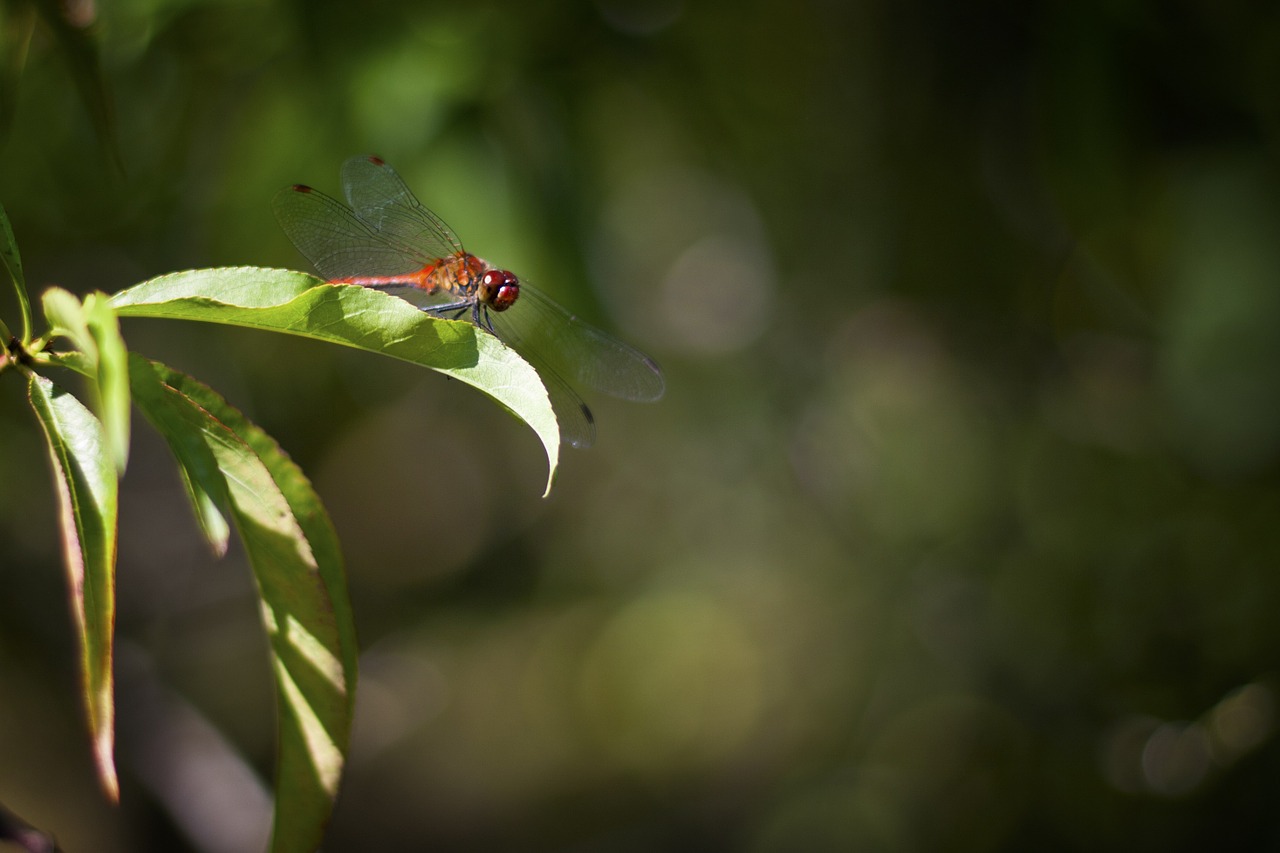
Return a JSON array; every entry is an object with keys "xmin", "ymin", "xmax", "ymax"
[{"xmin": 273, "ymin": 155, "xmax": 665, "ymax": 448}]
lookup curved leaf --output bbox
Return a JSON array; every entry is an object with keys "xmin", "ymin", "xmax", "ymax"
[
  {"xmin": 130, "ymin": 354, "xmax": 357, "ymax": 853},
  {"xmin": 112, "ymin": 267, "xmax": 561, "ymax": 494},
  {"xmin": 84, "ymin": 293, "xmax": 131, "ymax": 470},
  {"xmin": 41, "ymin": 287, "xmax": 88, "ymax": 348},
  {"xmin": 27, "ymin": 373, "xmax": 118, "ymax": 801},
  {"xmin": 0, "ymin": 200, "xmax": 29, "ymax": 343},
  {"xmin": 127, "ymin": 351, "xmax": 231, "ymax": 556},
  {"xmin": 41, "ymin": 287, "xmax": 131, "ymax": 471}
]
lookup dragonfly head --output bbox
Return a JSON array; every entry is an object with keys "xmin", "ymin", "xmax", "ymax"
[{"xmin": 480, "ymin": 269, "xmax": 520, "ymax": 312}]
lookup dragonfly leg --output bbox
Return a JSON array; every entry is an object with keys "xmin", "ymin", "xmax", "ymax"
[
  {"xmin": 473, "ymin": 304, "xmax": 497, "ymax": 334},
  {"xmin": 422, "ymin": 301, "xmax": 472, "ymax": 319}
]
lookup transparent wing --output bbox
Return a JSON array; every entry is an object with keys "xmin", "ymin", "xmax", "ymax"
[
  {"xmin": 341, "ymin": 155, "xmax": 464, "ymax": 261},
  {"xmin": 273, "ymin": 184, "xmax": 431, "ymax": 280},
  {"xmin": 536, "ymin": 366, "xmax": 598, "ymax": 450},
  {"xmin": 485, "ymin": 285, "xmax": 666, "ymax": 402}
]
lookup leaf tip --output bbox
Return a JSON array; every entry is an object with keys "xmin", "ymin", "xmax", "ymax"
[{"xmin": 94, "ymin": 725, "xmax": 120, "ymax": 804}]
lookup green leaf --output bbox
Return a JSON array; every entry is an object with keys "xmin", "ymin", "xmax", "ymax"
[
  {"xmin": 130, "ymin": 354, "xmax": 357, "ymax": 853},
  {"xmin": 128, "ymin": 353, "xmax": 231, "ymax": 557},
  {"xmin": 43, "ymin": 286, "xmax": 93, "ymax": 351},
  {"xmin": 0, "ymin": 199, "xmax": 25, "ymax": 289},
  {"xmin": 84, "ymin": 293, "xmax": 130, "ymax": 470},
  {"xmin": 0, "ymin": 199, "xmax": 31, "ymax": 343},
  {"xmin": 42, "ymin": 348, "xmax": 96, "ymax": 377},
  {"xmin": 42, "ymin": 287, "xmax": 131, "ymax": 471},
  {"xmin": 174, "ymin": 461, "xmax": 232, "ymax": 557},
  {"xmin": 111, "ymin": 267, "xmax": 561, "ymax": 494},
  {"xmin": 27, "ymin": 373, "xmax": 119, "ymax": 802}
]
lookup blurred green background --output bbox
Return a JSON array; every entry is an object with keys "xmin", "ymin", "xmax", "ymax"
[{"xmin": 3, "ymin": 0, "xmax": 1280, "ymax": 850}]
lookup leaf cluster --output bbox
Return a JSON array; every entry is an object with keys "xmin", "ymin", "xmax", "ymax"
[{"xmin": 0, "ymin": 204, "xmax": 560, "ymax": 851}]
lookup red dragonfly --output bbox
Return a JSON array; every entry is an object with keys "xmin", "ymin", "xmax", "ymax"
[{"xmin": 274, "ymin": 155, "xmax": 664, "ymax": 448}]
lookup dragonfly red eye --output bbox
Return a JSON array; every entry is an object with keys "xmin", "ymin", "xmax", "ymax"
[{"xmin": 482, "ymin": 269, "xmax": 520, "ymax": 311}]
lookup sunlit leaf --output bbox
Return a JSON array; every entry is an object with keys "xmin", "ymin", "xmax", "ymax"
[
  {"xmin": 111, "ymin": 266, "xmax": 561, "ymax": 494},
  {"xmin": 130, "ymin": 354, "xmax": 357, "ymax": 853},
  {"xmin": 42, "ymin": 348, "xmax": 95, "ymax": 376},
  {"xmin": 42, "ymin": 286, "xmax": 93, "ymax": 352},
  {"xmin": 84, "ymin": 293, "xmax": 130, "ymax": 470},
  {"xmin": 27, "ymin": 373, "xmax": 118, "ymax": 802},
  {"xmin": 42, "ymin": 287, "xmax": 131, "ymax": 471}
]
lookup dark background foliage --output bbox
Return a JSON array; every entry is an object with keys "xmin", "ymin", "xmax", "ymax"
[{"xmin": 2, "ymin": 0, "xmax": 1279, "ymax": 849}]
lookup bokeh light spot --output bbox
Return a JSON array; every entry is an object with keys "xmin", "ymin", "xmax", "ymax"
[{"xmin": 578, "ymin": 591, "xmax": 764, "ymax": 777}]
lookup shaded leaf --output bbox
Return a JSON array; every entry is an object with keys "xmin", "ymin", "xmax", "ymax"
[
  {"xmin": 0, "ymin": 199, "xmax": 30, "ymax": 343},
  {"xmin": 173, "ymin": 461, "xmax": 232, "ymax": 557},
  {"xmin": 130, "ymin": 354, "xmax": 357, "ymax": 853},
  {"xmin": 112, "ymin": 267, "xmax": 561, "ymax": 494},
  {"xmin": 27, "ymin": 373, "xmax": 118, "ymax": 802},
  {"xmin": 128, "ymin": 353, "xmax": 231, "ymax": 557}
]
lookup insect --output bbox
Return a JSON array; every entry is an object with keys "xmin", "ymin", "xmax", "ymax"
[{"xmin": 274, "ymin": 155, "xmax": 665, "ymax": 447}]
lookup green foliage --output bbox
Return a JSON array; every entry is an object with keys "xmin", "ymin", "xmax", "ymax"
[
  {"xmin": 130, "ymin": 355, "xmax": 357, "ymax": 853},
  {"xmin": 42, "ymin": 287, "xmax": 130, "ymax": 470},
  {"xmin": 109, "ymin": 267, "xmax": 561, "ymax": 493},
  {"xmin": 11, "ymin": 0, "xmax": 1280, "ymax": 850},
  {"xmin": 26, "ymin": 372, "xmax": 119, "ymax": 801},
  {"xmin": 1, "ymin": 204, "xmax": 562, "ymax": 850},
  {"xmin": 0, "ymin": 200, "xmax": 28, "ymax": 344}
]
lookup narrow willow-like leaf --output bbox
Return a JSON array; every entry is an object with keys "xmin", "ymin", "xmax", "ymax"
[
  {"xmin": 0, "ymin": 200, "xmax": 29, "ymax": 343},
  {"xmin": 129, "ymin": 353, "xmax": 232, "ymax": 556},
  {"xmin": 111, "ymin": 267, "xmax": 561, "ymax": 494},
  {"xmin": 174, "ymin": 462, "xmax": 232, "ymax": 557},
  {"xmin": 130, "ymin": 355, "xmax": 356, "ymax": 853},
  {"xmin": 84, "ymin": 293, "xmax": 131, "ymax": 470},
  {"xmin": 27, "ymin": 373, "xmax": 118, "ymax": 801},
  {"xmin": 42, "ymin": 288, "xmax": 131, "ymax": 471}
]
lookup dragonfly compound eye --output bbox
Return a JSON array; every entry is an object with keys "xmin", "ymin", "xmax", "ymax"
[{"xmin": 482, "ymin": 269, "xmax": 520, "ymax": 311}]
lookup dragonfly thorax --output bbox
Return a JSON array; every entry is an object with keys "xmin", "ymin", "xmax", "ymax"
[{"xmin": 428, "ymin": 254, "xmax": 517, "ymax": 310}]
